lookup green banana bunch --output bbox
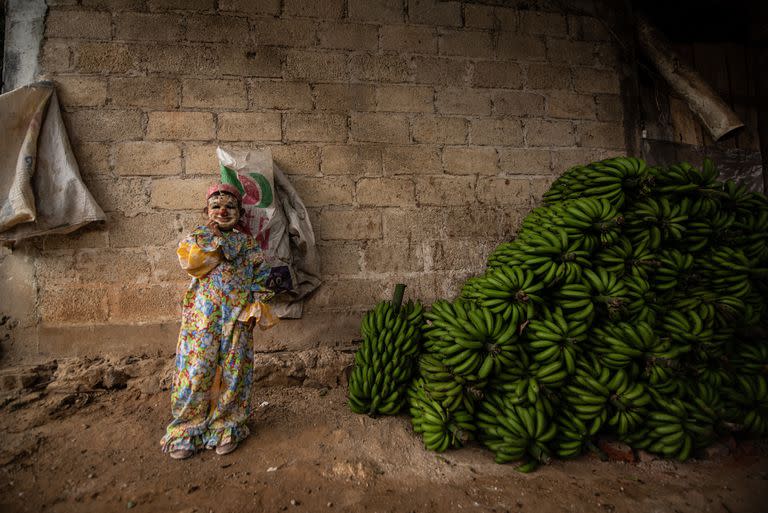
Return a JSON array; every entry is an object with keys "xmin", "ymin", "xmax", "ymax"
[
  {"xmin": 486, "ymin": 240, "xmax": 526, "ymax": 270},
  {"xmin": 623, "ymin": 196, "xmax": 688, "ymax": 250},
  {"xmin": 516, "ymin": 226, "xmax": 590, "ymax": 285},
  {"xmin": 595, "ymin": 237, "xmax": 657, "ymax": 279},
  {"xmin": 695, "ymin": 247, "xmax": 753, "ymax": 298},
  {"xmin": 461, "ymin": 266, "xmax": 544, "ymax": 323},
  {"xmin": 733, "ymin": 207, "xmax": 768, "ymax": 262},
  {"xmin": 554, "ymin": 409, "xmax": 595, "ymax": 458},
  {"xmin": 416, "ymin": 353, "xmax": 485, "ymax": 414},
  {"xmin": 551, "ymin": 197, "xmax": 623, "ymax": 252},
  {"xmin": 622, "ymin": 274, "xmax": 658, "ymax": 323},
  {"xmin": 659, "ymin": 308, "xmax": 712, "ymax": 352},
  {"xmin": 524, "ymin": 307, "xmax": 588, "ymax": 376},
  {"xmin": 652, "ymin": 160, "xmax": 720, "ymax": 196},
  {"xmin": 590, "ymin": 320, "xmax": 685, "ymax": 370},
  {"xmin": 639, "ymin": 393, "xmax": 717, "ymax": 461},
  {"xmin": 581, "ymin": 267, "xmax": 628, "ymax": 320},
  {"xmin": 408, "ymin": 377, "xmax": 476, "ymax": 452},
  {"xmin": 730, "ymin": 340, "xmax": 768, "ymax": 376},
  {"xmin": 723, "ymin": 375, "xmax": 768, "ymax": 436},
  {"xmin": 653, "ymin": 248, "xmax": 696, "ymax": 294}
]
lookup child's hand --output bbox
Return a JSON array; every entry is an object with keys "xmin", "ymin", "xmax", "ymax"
[{"xmin": 206, "ymin": 219, "xmax": 223, "ymax": 237}]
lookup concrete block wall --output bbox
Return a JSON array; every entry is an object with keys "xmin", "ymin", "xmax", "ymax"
[{"xmin": 4, "ymin": 0, "xmax": 628, "ymax": 358}]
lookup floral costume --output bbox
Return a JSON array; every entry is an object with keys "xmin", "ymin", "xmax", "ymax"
[{"xmin": 161, "ymin": 225, "xmax": 276, "ymax": 453}]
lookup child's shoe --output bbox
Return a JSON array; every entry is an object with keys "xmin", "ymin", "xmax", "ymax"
[{"xmin": 215, "ymin": 442, "xmax": 238, "ymax": 455}]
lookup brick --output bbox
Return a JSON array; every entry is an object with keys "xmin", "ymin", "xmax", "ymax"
[
  {"xmin": 409, "ymin": 0, "xmax": 461, "ymax": 27},
  {"xmin": 64, "ymin": 109, "xmax": 143, "ymax": 143},
  {"xmin": 412, "ymin": 116, "xmax": 466, "ymax": 144},
  {"xmin": 519, "ymin": 11, "xmax": 567, "ymax": 36},
  {"xmin": 35, "ymin": 251, "xmax": 79, "ymax": 287},
  {"xmin": 415, "ymin": 175, "xmax": 475, "ymax": 206},
  {"xmin": 413, "ymin": 56, "xmax": 469, "ymax": 86},
  {"xmin": 363, "ymin": 240, "xmax": 424, "ymax": 272},
  {"xmin": 54, "ymin": 76, "xmax": 107, "ymax": 107},
  {"xmin": 291, "ymin": 177, "xmax": 354, "ymax": 207},
  {"xmin": 349, "ymin": 0, "xmax": 404, "ymax": 23},
  {"xmin": 531, "ymin": 176, "xmax": 557, "ymax": 205},
  {"xmin": 306, "ymin": 277, "xmax": 385, "ymax": 309},
  {"xmin": 220, "ymin": 0, "xmax": 280, "ymax": 15},
  {"xmin": 184, "ymin": 144, "xmax": 219, "ymax": 175},
  {"xmin": 526, "ymin": 118, "xmax": 575, "ymax": 147},
  {"xmin": 547, "ymin": 39, "xmax": 596, "ymax": 66},
  {"xmin": 114, "ymin": 142, "xmax": 182, "ymax": 176},
  {"xmin": 72, "ymin": 142, "xmax": 110, "ymax": 176},
  {"xmin": 576, "ymin": 121, "xmax": 625, "ymax": 149},
  {"xmin": 430, "ymin": 238, "xmax": 496, "ymax": 271},
  {"xmin": 408, "ymin": 272, "xmax": 461, "ymax": 305},
  {"xmin": 526, "ymin": 63, "xmax": 572, "ymax": 90},
  {"xmin": 89, "ymin": 178, "xmax": 151, "ymax": 215},
  {"xmin": 444, "ymin": 205, "xmax": 522, "ymax": 239},
  {"xmin": 317, "ymin": 242, "xmax": 362, "ymax": 275},
  {"xmin": 499, "ymin": 148, "xmax": 551, "ymax": 174},
  {"xmin": 148, "ymin": 0, "xmax": 215, "ymax": 9},
  {"xmin": 252, "ymin": 17, "xmax": 316, "ymax": 47},
  {"xmin": 73, "ymin": 42, "xmax": 140, "ymax": 74},
  {"xmin": 284, "ymin": 0, "xmax": 344, "ymax": 19},
  {"xmin": 181, "ymin": 79, "xmax": 247, "ymax": 109},
  {"xmin": 76, "ymin": 249, "xmax": 152, "ymax": 284},
  {"xmin": 218, "ymin": 112, "xmax": 282, "ymax": 142},
  {"xmin": 491, "ymin": 91, "xmax": 545, "ymax": 117},
  {"xmin": 464, "ymin": 4, "xmax": 517, "ymax": 29},
  {"xmin": 436, "ymin": 88, "xmax": 491, "ymax": 116},
  {"xmin": 382, "ymin": 145, "xmax": 442, "ymax": 175},
  {"xmin": 316, "ymin": 208, "xmax": 382, "ymax": 240},
  {"xmin": 215, "ymin": 45, "xmax": 283, "ymax": 78},
  {"xmin": 376, "ymin": 85, "xmax": 434, "ymax": 113},
  {"xmin": 470, "ymin": 118, "xmax": 524, "ymax": 146},
  {"xmin": 40, "ymin": 41, "xmax": 71, "ymax": 73},
  {"xmin": 109, "ymin": 77, "xmax": 179, "ymax": 109},
  {"xmin": 314, "ymin": 83, "xmax": 377, "ymax": 112},
  {"xmin": 382, "ymin": 207, "xmax": 445, "ymax": 240},
  {"xmin": 596, "ymin": 43, "xmax": 621, "ymax": 69},
  {"xmin": 248, "ymin": 80, "xmax": 312, "ymax": 110},
  {"xmin": 114, "ymin": 12, "xmax": 183, "ymax": 41},
  {"xmin": 472, "ymin": 61, "xmax": 524, "ymax": 89},
  {"xmin": 321, "ymin": 145, "xmax": 382, "ymax": 176},
  {"xmin": 271, "ymin": 145, "xmax": 320, "ymax": 175},
  {"xmin": 147, "ymin": 111, "xmax": 214, "ymax": 140},
  {"xmin": 546, "ymin": 91, "xmax": 596, "ymax": 120},
  {"xmin": 443, "ymin": 147, "xmax": 497, "ymax": 175},
  {"xmin": 596, "ymin": 94, "xmax": 624, "ymax": 122},
  {"xmin": 84, "ymin": 0, "xmax": 144, "ymax": 7},
  {"xmin": 496, "ymin": 34, "xmax": 546, "ymax": 61},
  {"xmin": 109, "ymin": 285, "xmax": 181, "ymax": 322},
  {"xmin": 284, "ymin": 113, "xmax": 347, "ymax": 143},
  {"xmin": 108, "ymin": 212, "xmax": 181, "ymax": 248},
  {"xmin": 574, "ymin": 67, "xmax": 621, "ymax": 94},
  {"xmin": 350, "ymin": 54, "xmax": 411, "ymax": 83},
  {"xmin": 40, "ymin": 286, "xmax": 109, "ymax": 324},
  {"xmin": 46, "ymin": 10, "xmax": 111, "ymax": 40},
  {"xmin": 187, "ymin": 15, "xmax": 250, "ymax": 43},
  {"xmin": 318, "ymin": 22, "xmax": 379, "ymax": 51},
  {"xmin": 440, "ymin": 30, "xmax": 493, "ymax": 58},
  {"xmin": 285, "ymin": 51, "xmax": 348, "ymax": 81},
  {"xmin": 356, "ymin": 178, "xmax": 415, "ymax": 207},
  {"xmin": 151, "ymin": 178, "xmax": 212, "ymax": 209},
  {"xmin": 147, "ymin": 247, "xmax": 190, "ymax": 283},
  {"xmin": 381, "ymin": 25, "xmax": 437, "ymax": 54},
  {"xmin": 350, "ymin": 113, "xmax": 409, "ymax": 144},
  {"xmin": 551, "ymin": 148, "xmax": 612, "ymax": 173},
  {"xmin": 133, "ymin": 43, "xmax": 216, "ymax": 76},
  {"xmin": 476, "ymin": 177, "xmax": 530, "ymax": 206}
]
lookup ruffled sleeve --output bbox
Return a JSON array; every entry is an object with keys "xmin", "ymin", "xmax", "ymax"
[{"xmin": 177, "ymin": 226, "xmax": 223, "ymax": 278}]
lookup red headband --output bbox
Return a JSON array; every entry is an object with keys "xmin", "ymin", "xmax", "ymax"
[{"xmin": 206, "ymin": 183, "xmax": 242, "ymax": 202}]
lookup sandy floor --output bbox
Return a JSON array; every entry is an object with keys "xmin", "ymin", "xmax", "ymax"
[{"xmin": 1, "ymin": 357, "xmax": 767, "ymax": 513}]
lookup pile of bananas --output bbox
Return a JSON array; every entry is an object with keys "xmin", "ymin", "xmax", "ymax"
[{"xmin": 348, "ymin": 298, "xmax": 423, "ymax": 415}]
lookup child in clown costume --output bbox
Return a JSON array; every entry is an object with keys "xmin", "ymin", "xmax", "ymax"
[{"xmin": 161, "ymin": 181, "xmax": 276, "ymax": 460}]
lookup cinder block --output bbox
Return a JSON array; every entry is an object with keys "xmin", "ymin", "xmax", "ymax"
[
  {"xmin": 576, "ymin": 121, "xmax": 626, "ymax": 149},
  {"xmin": 409, "ymin": 0, "xmax": 461, "ymax": 27},
  {"xmin": 321, "ymin": 145, "xmax": 382, "ymax": 176},
  {"xmin": 469, "ymin": 118, "xmax": 524, "ymax": 146},
  {"xmin": 218, "ymin": 112, "xmax": 282, "ymax": 142},
  {"xmin": 114, "ymin": 12, "xmax": 183, "ymax": 41},
  {"xmin": 109, "ymin": 77, "xmax": 179, "ymax": 109},
  {"xmin": 317, "ymin": 241, "xmax": 362, "ymax": 275},
  {"xmin": 476, "ymin": 177, "xmax": 530, "ymax": 206},
  {"xmin": 568, "ymin": 15, "xmax": 612, "ymax": 42},
  {"xmin": 40, "ymin": 286, "xmax": 109, "ymax": 324},
  {"xmin": 519, "ymin": 11, "xmax": 567, "ymax": 36},
  {"xmin": 147, "ymin": 111, "xmax": 214, "ymax": 141},
  {"xmin": 551, "ymin": 148, "xmax": 612, "ymax": 172},
  {"xmin": 376, "ymin": 85, "xmax": 434, "ymax": 113},
  {"xmin": 357, "ymin": 177, "xmax": 415, "ymax": 207},
  {"xmin": 147, "ymin": 0, "xmax": 215, "ymax": 9},
  {"xmin": 150, "ymin": 178, "xmax": 212, "ymax": 210},
  {"xmin": 439, "ymin": 30, "xmax": 493, "ymax": 58},
  {"xmin": 531, "ymin": 175, "xmax": 558, "ymax": 205},
  {"xmin": 84, "ymin": 0, "xmax": 144, "ymax": 7},
  {"xmin": 40, "ymin": 40, "xmax": 71, "ymax": 73},
  {"xmin": 76, "ymin": 249, "xmax": 152, "ymax": 284},
  {"xmin": 147, "ymin": 246, "xmax": 192, "ymax": 283},
  {"xmin": 464, "ymin": 4, "xmax": 517, "ymax": 29},
  {"xmin": 182, "ymin": 78, "xmax": 247, "ymax": 109},
  {"xmin": 596, "ymin": 94, "xmax": 624, "ymax": 122},
  {"xmin": 443, "ymin": 146, "xmax": 498, "ymax": 175},
  {"xmin": 318, "ymin": 22, "xmax": 379, "ymax": 51},
  {"xmin": 35, "ymin": 251, "xmax": 79, "ymax": 288},
  {"xmin": 444, "ymin": 205, "xmax": 522, "ymax": 239},
  {"xmin": 547, "ymin": 39, "xmax": 596, "ymax": 66},
  {"xmin": 546, "ymin": 91, "xmax": 597, "ymax": 120},
  {"xmin": 496, "ymin": 34, "xmax": 546, "ymax": 61},
  {"xmin": 381, "ymin": 25, "xmax": 437, "ymax": 54},
  {"xmin": 436, "ymin": 88, "xmax": 491, "ymax": 116},
  {"xmin": 413, "ymin": 56, "xmax": 469, "ymax": 86},
  {"xmin": 252, "ymin": 17, "xmax": 316, "ymax": 47},
  {"xmin": 284, "ymin": 0, "xmax": 344, "ymax": 18},
  {"xmin": 350, "ymin": 113, "xmax": 410, "ymax": 144},
  {"xmin": 114, "ymin": 142, "xmax": 182, "ymax": 176},
  {"xmin": 363, "ymin": 239, "xmax": 424, "ymax": 272},
  {"xmin": 134, "ymin": 43, "xmax": 214, "ymax": 76},
  {"xmin": 573, "ymin": 67, "xmax": 621, "ymax": 94},
  {"xmin": 525, "ymin": 118, "xmax": 575, "ymax": 147},
  {"xmin": 248, "ymin": 80, "xmax": 312, "ymax": 110},
  {"xmin": 412, "ymin": 116, "xmax": 466, "ymax": 144},
  {"xmin": 184, "ymin": 144, "xmax": 219, "ymax": 175},
  {"xmin": 285, "ymin": 50, "xmax": 348, "ymax": 81},
  {"xmin": 316, "ymin": 208, "xmax": 382, "ymax": 240},
  {"xmin": 108, "ymin": 212, "xmax": 181, "ymax": 248},
  {"xmin": 272, "ymin": 144, "xmax": 320, "ymax": 175},
  {"xmin": 65, "ymin": 109, "xmax": 144, "ymax": 143},
  {"xmin": 220, "ymin": 0, "xmax": 280, "ymax": 15},
  {"xmin": 499, "ymin": 148, "xmax": 552, "ymax": 174},
  {"xmin": 186, "ymin": 15, "xmax": 250, "ymax": 43},
  {"xmin": 526, "ymin": 63, "xmax": 572, "ymax": 90},
  {"xmin": 54, "ymin": 76, "xmax": 107, "ymax": 108},
  {"xmin": 108, "ymin": 284, "xmax": 181, "ymax": 322},
  {"xmin": 348, "ymin": 0, "xmax": 404, "ymax": 23},
  {"xmin": 284, "ymin": 113, "xmax": 347, "ymax": 142},
  {"xmin": 596, "ymin": 43, "xmax": 621, "ymax": 68},
  {"xmin": 382, "ymin": 207, "xmax": 445, "ymax": 240},
  {"xmin": 472, "ymin": 61, "xmax": 524, "ymax": 89},
  {"xmin": 350, "ymin": 54, "xmax": 411, "ymax": 83},
  {"xmin": 491, "ymin": 91, "xmax": 546, "ymax": 117},
  {"xmin": 305, "ymin": 277, "xmax": 385, "ymax": 309},
  {"xmin": 215, "ymin": 45, "xmax": 283, "ymax": 78},
  {"xmin": 45, "ymin": 10, "xmax": 111, "ymax": 40},
  {"xmin": 382, "ymin": 145, "xmax": 442, "ymax": 175},
  {"xmin": 73, "ymin": 42, "xmax": 138, "ymax": 74},
  {"xmin": 415, "ymin": 175, "xmax": 475, "ymax": 206},
  {"xmin": 291, "ymin": 176, "xmax": 354, "ymax": 207},
  {"xmin": 314, "ymin": 83, "xmax": 377, "ymax": 112},
  {"xmin": 88, "ymin": 177, "xmax": 151, "ymax": 215},
  {"xmin": 430, "ymin": 238, "xmax": 496, "ymax": 271},
  {"xmin": 72, "ymin": 142, "xmax": 110, "ymax": 176}
]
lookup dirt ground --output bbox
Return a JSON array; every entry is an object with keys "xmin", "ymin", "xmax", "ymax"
[{"xmin": 1, "ymin": 356, "xmax": 767, "ymax": 513}]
